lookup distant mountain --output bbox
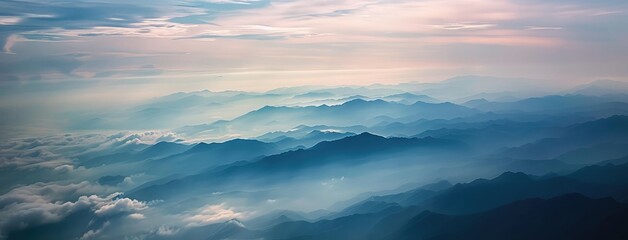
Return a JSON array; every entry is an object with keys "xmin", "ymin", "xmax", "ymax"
[
  {"xmin": 270, "ymin": 130, "xmax": 356, "ymax": 149},
  {"xmin": 139, "ymin": 141, "xmax": 193, "ymax": 159},
  {"xmin": 408, "ymin": 75, "xmax": 557, "ymax": 101},
  {"xmin": 153, "ymin": 218, "xmax": 254, "ymax": 240},
  {"xmin": 293, "ymin": 91, "xmax": 335, "ymax": 98},
  {"xmin": 328, "ymin": 180, "xmax": 452, "ymax": 212},
  {"xmin": 242, "ymin": 99, "xmax": 473, "ymax": 124},
  {"xmin": 206, "ymin": 219, "xmax": 250, "ymax": 240},
  {"xmin": 244, "ymin": 210, "xmax": 309, "ymax": 230},
  {"xmin": 468, "ymin": 95, "xmax": 628, "ymax": 117},
  {"xmin": 235, "ymin": 163, "xmax": 628, "ymax": 240},
  {"xmin": 129, "ymin": 133, "xmax": 468, "ymax": 200},
  {"xmin": 261, "ymin": 208, "xmax": 402, "ymax": 240},
  {"xmin": 557, "ymin": 142, "xmax": 628, "ymax": 164},
  {"xmin": 417, "ymin": 171, "xmax": 616, "ymax": 215},
  {"xmin": 414, "ymin": 119, "xmax": 560, "ymax": 153},
  {"xmin": 236, "ymin": 133, "xmax": 466, "ymax": 173},
  {"xmin": 382, "ymin": 93, "xmax": 439, "ymax": 104},
  {"xmin": 365, "ymin": 161, "xmax": 628, "ymax": 216},
  {"xmin": 455, "ymin": 92, "xmax": 524, "ymax": 103},
  {"xmin": 141, "ymin": 139, "xmax": 281, "ymax": 175},
  {"xmin": 269, "ymin": 86, "xmax": 405, "ymax": 97},
  {"xmin": 500, "ymin": 115, "xmax": 628, "ymax": 160},
  {"xmin": 596, "ymin": 155, "xmax": 628, "ymax": 166},
  {"xmin": 566, "ymin": 162, "xmax": 628, "ymax": 186},
  {"xmin": 176, "ymin": 99, "xmax": 479, "ymax": 139},
  {"xmin": 499, "ymin": 159, "xmax": 576, "ymax": 176},
  {"xmin": 81, "ymin": 141, "xmax": 189, "ymax": 168},
  {"xmin": 391, "ymin": 193, "xmax": 628, "ymax": 240},
  {"xmin": 461, "ymin": 98, "xmax": 490, "ymax": 108},
  {"xmin": 571, "ymin": 79, "xmax": 628, "ymax": 96},
  {"xmin": 137, "ymin": 159, "xmax": 628, "ymax": 240},
  {"xmin": 326, "ymin": 201, "xmax": 402, "ymax": 219},
  {"xmin": 365, "ymin": 189, "xmax": 438, "ymax": 207},
  {"xmin": 256, "ymin": 125, "xmax": 368, "ymax": 141}
]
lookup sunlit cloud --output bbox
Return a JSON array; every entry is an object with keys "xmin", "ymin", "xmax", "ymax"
[
  {"xmin": 0, "ymin": 17, "xmax": 21, "ymax": 25},
  {"xmin": 184, "ymin": 203, "xmax": 248, "ymax": 226},
  {"xmin": 526, "ymin": 26, "xmax": 563, "ymax": 31},
  {"xmin": 429, "ymin": 23, "xmax": 496, "ymax": 30},
  {"xmin": 0, "ymin": 185, "xmax": 145, "ymax": 236},
  {"xmin": 2, "ymin": 34, "xmax": 20, "ymax": 54}
]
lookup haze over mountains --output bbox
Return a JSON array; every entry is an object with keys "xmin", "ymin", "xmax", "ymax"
[{"xmin": 3, "ymin": 76, "xmax": 628, "ymax": 240}]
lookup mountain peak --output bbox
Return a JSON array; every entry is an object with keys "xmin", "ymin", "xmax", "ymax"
[
  {"xmin": 342, "ymin": 98, "xmax": 388, "ymax": 106},
  {"xmin": 188, "ymin": 142, "xmax": 210, "ymax": 151},
  {"xmin": 225, "ymin": 218, "xmax": 246, "ymax": 228},
  {"xmin": 354, "ymin": 132, "xmax": 384, "ymax": 140},
  {"xmin": 152, "ymin": 141, "xmax": 180, "ymax": 147},
  {"xmin": 343, "ymin": 98, "xmax": 368, "ymax": 104},
  {"xmin": 493, "ymin": 171, "xmax": 532, "ymax": 182}
]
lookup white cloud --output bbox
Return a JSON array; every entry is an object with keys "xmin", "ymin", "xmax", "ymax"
[
  {"xmin": 0, "ymin": 183, "xmax": 146, "ymax": 236},
  {"xmin": 184, "ymin": 203, "xmax": 247, "ymax": 226},
  {"xmin": 79, "ymin": 221, "xmax": 110, "ymax": 240},
  {"xmin": 526, "ymin": 26, "xmax": 563, "ymax": 31},
  {"xmin": 0, "ymin": 147, "xmax": 71, "ymax": 169},
  {"xmin": 53, "ymin": 164, "xmax": 78, "ymax": 173},
  {"xmin": 92, "ymin": 131, "xmax": 182, "ymax": 151},
  {"xmin": 429, "ymin": 23, "xmax": 496, "ymax": 30},
  {"xmin": 0, "ymin": 17, "xmax": 22, "ymax": 26},
  {"xmin": 93, "ymin": 194, "xmax": 147, "ymax": 216},
  {"xmin": 0, "ymin": 131, "xmax": 183, "ymax": 173},
  {"xmin": 128, "ymin": 213, "xmax": 146, "ymax": 220},
  {"xmin": 0, "ymin": 181, "xmax": 108, "ymax": 206}
]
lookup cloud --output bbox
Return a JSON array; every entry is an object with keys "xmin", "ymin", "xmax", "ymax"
[
  {"xmin": 79, "ymin": 221, "xmax": 110, "ymax": 240},
  {"xmin": 93, "ymin": 194, "xmax": 147, "ymax": 216},
  {"xmin": 156, "ymin": 225, "xmax": 180, "ymax": 236},
  {"xmin": 0, "ymin": 133, "xmax": 100, "ymax": 169},
  {"xmin": 91, "ymin": 131, "xmax": 182, "ymax": 151},
  {"xmin": 0, "ymin": 184, "xmax": 146, "ymax": 237},
  {"xmin": 0, "ymin": 147, "xmax": 71, "ymax": 169},
  {"xmin": 53, "ymin": 164, "xmax": 80, "ymax": 173},
  {"xmin": 0, "ymin": 17, "xmax": 22, "ymax": 26},
  {"xmin": 429, "ymin": 23, "xmax": 497, "ymax": 30},
  {"xmin": 321, "ymin": 176, "xmax": 345, "ymax": 189},
  {"xmin": 0, "ymin": 0, "xmax": 159, "ymax": 53},
  {"xmin": 0, "ymin": 131, "xmax": 182, "ymax": 174},
  {"xmin": 526, "ymin": 26, "xmax": 563, "ymax": 30},
  {"xmin": 184, "ymin": 203, "xmax": 247, "ymax": 226},
  {"xmin": 0, "ymin": 181, "xmax": 107, "ymax": 207},
  {"xmin": 0, "ymin": 54, "xmax": 83, "ymax": 81},
  {"xmin": 2, "ymin": 34, "xmax": 20, "ymax": 54},
  {"xmin": 128, "ymin": 213, "xmax": 146, "ymax": 220}
]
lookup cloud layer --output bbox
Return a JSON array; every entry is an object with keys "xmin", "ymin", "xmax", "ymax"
[{"xmin": 0, "ymin": 183, "xmax": 146, "ymax": 238}]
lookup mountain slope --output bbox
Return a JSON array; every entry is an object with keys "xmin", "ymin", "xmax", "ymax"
[
  {"xmin": 392, "ymin": 193, "xmax": 628, "ymax": 240},
  {"xmin": 177, "ymin": 99, "xmax": 479, "ymax": 139},
  {"xmin": 129, "ymin": 133, "xmax": 468, "ymax": 200}
]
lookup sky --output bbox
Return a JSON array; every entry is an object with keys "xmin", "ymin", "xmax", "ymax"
[{"xmin": 0, "ymin": 0, "xmax": 628, "ymax": 136}]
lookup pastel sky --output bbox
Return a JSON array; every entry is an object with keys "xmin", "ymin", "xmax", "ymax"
[{"xmin": 0, "ymin": 0, "xmax": 627, "ymax": 102}]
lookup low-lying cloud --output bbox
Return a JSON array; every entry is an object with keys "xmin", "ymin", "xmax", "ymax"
[{"xmin": 0, "ymin": 182, "xmax": 146, "ymax": 238}]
